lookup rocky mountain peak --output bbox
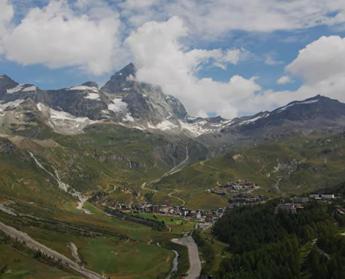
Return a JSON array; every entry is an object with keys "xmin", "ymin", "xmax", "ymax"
[
  {"xmin": 0, "ymin": 74, "xmax": 19, "ymax": 94},
  {"xmin": 101, "ymin": 63, "xmax": 137, "ymax": 94},
  {"xmin": 99, "ymin": 63, "xmax": 190, "ymax": 124},
  {"xmin": 116, "ymin": 63, "xmax": 136, "ymax": 79},
  {"xmin": 216, "ymin": 94, "xmax": 345, "ymax": 146},
  {"xmin": 270, "ymin": 95, "xmax": 345, "ymax": 120}
]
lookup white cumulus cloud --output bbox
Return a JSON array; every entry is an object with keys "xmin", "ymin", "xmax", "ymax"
[
  {"xmin": 277, "ymin": 75, "xmax": 292, "ymax": 85},
  {"xmin": 126, "ymin": 17, "xmax": 262, "ymax": 118},
  {"xmin": 284, "ymin": 35, "xmax": 345, "ymax": 103},
  {"xmin": 1, "ymin": 0, "xmax": 122, "ymax": 75},
  {"xmin": 287, "ymin": 36, "xmax": 345, "ymax": 84}
]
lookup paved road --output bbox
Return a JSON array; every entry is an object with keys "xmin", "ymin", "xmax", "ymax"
[
  {"xmin": 0, "ymin": 221, "xmax": 103, "ymax": 279},
  {"xmin": 172, "ymin": 236, "xmax": 201, "ymax": 279}
]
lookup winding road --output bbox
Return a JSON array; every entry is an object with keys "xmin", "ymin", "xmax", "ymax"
[{"xmin": 172, "ymin": 236, "xmax": 201, "ymax": 279}]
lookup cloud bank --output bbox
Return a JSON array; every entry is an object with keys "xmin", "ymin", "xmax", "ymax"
[{"xmin": 122, "ymin": 0, "xmax": 345, "ymax": 37}]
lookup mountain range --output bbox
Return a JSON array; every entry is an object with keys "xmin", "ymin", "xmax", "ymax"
[
  {"xmin": 2, "ymin": 63, "xmax": 345, "ymax": 144},
  {"xmin": 0, "ymin": 64, "xmax": 229, "ymax": 138},
  {"xmin": 1, "ymin": 64, "xmax": 345, "ymax": 278},
  {"xmin": 1, "ymin": 64, "xmax": 345, "ymax": 208}
]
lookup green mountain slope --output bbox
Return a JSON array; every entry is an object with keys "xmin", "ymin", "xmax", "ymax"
[
  {"xmin": 0, "ymin": 120, "xmax": 207, "ymax": 207},
  {"xmin": 154, "ymin": 133, "xmax": 345, "ymax": 208}
]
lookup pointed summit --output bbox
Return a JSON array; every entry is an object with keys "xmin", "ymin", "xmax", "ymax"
[
  {"xmin": 110, "ymin": 63, "xmax": 137, "ymax": 82},
  {"xmin": 101, "ymin": 63, "xmax": 137, "ymax": 94},
  {"xmin": 116, "ymin": 63, "xmax": 136, "ymax": 79},
  {"xmin": 0, "ymin": 74, "xmax": 19, "ymax": 94}
]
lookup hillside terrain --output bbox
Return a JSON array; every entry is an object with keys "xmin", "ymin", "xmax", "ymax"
[{"xmin": 1, "ymin": 65, "xmax": 345, "ymax": 278}]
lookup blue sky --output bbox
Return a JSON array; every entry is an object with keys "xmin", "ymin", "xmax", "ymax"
[
  {"xmin": 199, "ymin": 25, "xmax": 345, "ymax": 90},
  {"xmin": 2, "ymin": 25, "xmax": 343, "ymax": 91},
  {"xmin": 1, "ymin": 0, "xmax": 345, "ymax": 118}
]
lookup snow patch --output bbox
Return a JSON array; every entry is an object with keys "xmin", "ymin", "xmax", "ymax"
[
  {"xmin": 36, "ymin": 103, "xmax": 95, "ymax": 135},
  {"xmin": 22, "ymin": 86, "xmax": 37, "ymax": 92},
  {"xmin": 179, "ymin": 120, "xmax": 212, "ymax": 136},
  {"xmin": 101, "ymin": 109, "xmax": 110, "ymax": 115},
  {"xmin": 238, "ymin": 112, "xmax": 270, "ymax": 126},
  {"xmin": 0, "ymin": 99, "xmax": 25, "ymax": 112},
  {"xmin": 277, "ymin": 99, "xmax": 320, "ymax": 112},
  {"xmin": 69, "ymin": 85, "xmax": 98, "ymax": 93},
  {"xmin": 6, "ymin": 85, "xmax": 36, "ymax": 94},
  {"xmin": 69, "ymin": 86, "xmax": 100, "ymax": 100},
  {"xmin": 147, "ymin": 122, "xmax": 155, "ymax": 129},
  {"xmin": 123, "ymin": 113, "xmax": 134, "ymax": 122},
  {"xmin": 155, "ymin": 120, "xmax": 178, "ymax": 131},
  {"xmin": 126, "ymin": 74, "xmax": 135, "ymax": 81},
  {"xmin": 108, "ymin": 98, "xmax": 128, "ymax": 113},
  {"xmin": 6, "ymin": 85, "xmax": 23, "ymax": 94},
  {"xmin": 84, "ymin": 93, "xmax": 100, "ymax": 100}
]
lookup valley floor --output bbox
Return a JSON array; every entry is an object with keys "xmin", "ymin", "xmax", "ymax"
[{"xmin": 0, "ymin": 199, "xmax": 195, "ymax": 279}]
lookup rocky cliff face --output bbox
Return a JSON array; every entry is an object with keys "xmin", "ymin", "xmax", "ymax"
[
  {"xmin": 101, "ymin": 63, "xmax": 188, "ymax": 124},
  {"xmin": 0, "ymin": 75, "xmax": 18, "ymax": 95},
  {"xmin": 0, "ymin": 64, "xmax": 225, "ymax": 137},
  {"xmin": 2, "ymin": 66, "xmax": 345, "ymax": 143}
]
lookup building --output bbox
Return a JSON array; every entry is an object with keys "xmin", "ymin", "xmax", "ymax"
[
  {"xmin": 310, "ymin": 193, "xmax": 336, "ymax": 200},
  {"xmin": 321, "ymin": 194, "xmax": 335, "ymax": 200}
]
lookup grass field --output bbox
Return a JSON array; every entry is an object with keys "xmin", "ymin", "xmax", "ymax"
[
  {"xmin": 0, "ymin": 241, "xmax": 81, "ymax": 279},
  {"xmin": 80, "ymin": 237, "xmax": 172, "ymax": 279},
  {"xmin": 0, "ymin": 200, "xmax": 182, "ymax": 279}
]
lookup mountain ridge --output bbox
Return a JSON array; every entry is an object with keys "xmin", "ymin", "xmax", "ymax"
[
  {"xmin": 1, "ymin": 65, "xmax": 345, "ymax": 141},
  {"xmin": 0, "ymin": 64, "xmax": 229, "ymax": 137}
]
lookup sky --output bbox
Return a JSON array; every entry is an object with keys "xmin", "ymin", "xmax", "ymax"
[{"xmin": 1, "ymin": 0, "xmax": 345, "ymax": 118}]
